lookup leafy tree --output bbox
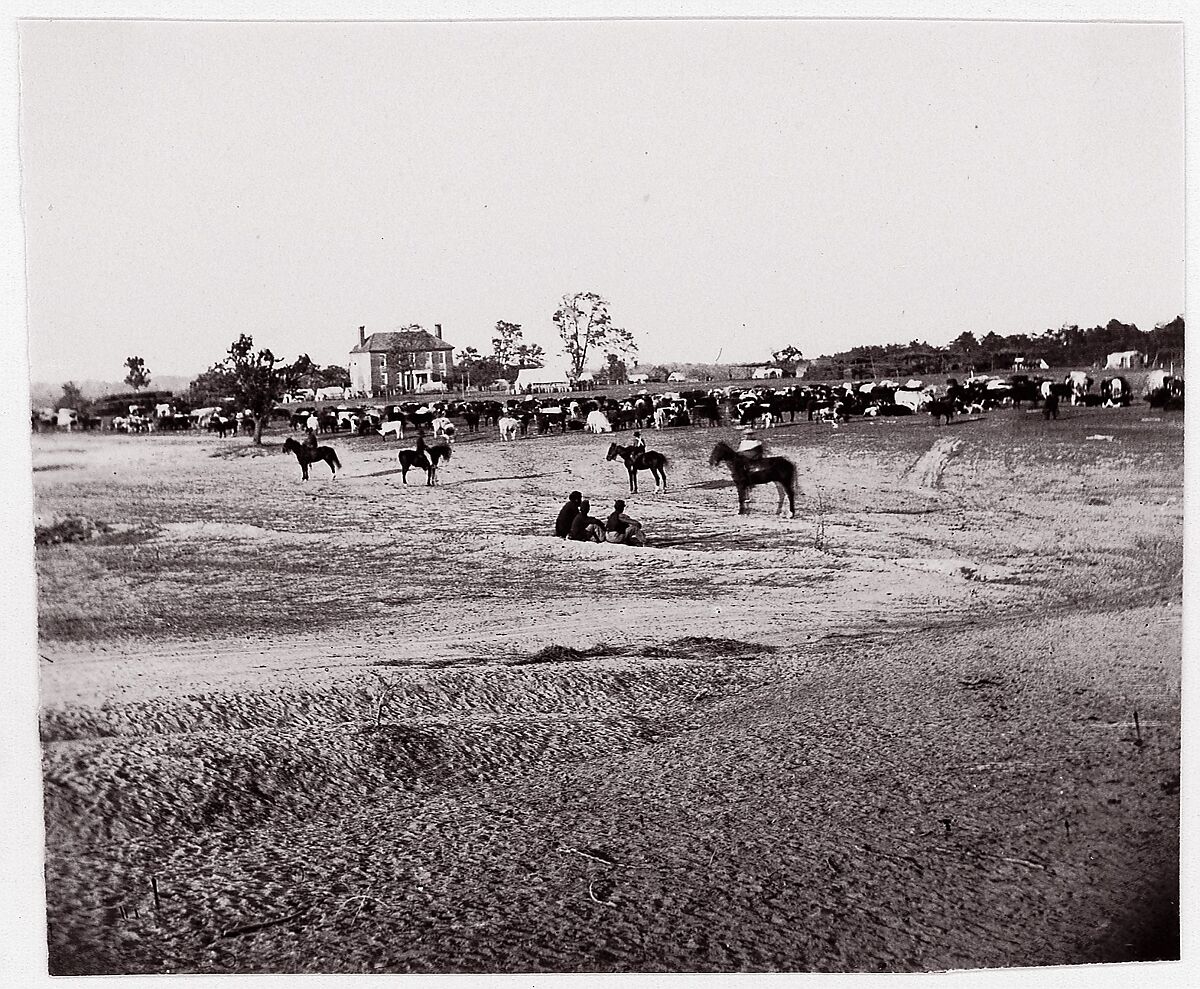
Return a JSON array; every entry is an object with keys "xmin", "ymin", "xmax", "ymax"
[
  {"xmin": 949, "ymin": 332, "xmax": 978, "ymax": 355},
  {"xmin": 187, "ymin": 365, "xmax": 240, "ymax": 408},
  {"xmin": 320, "ymin": 365, "xmax": 351, "ymax": 388},
  {"xmin": 57, "ymin": 381, "xmax": 88, "ymax": 412},
  {"xmin": 514, "ymin": 342, "xmax": 545, "ymax": 368},
  {"xmin": 123, "ymin": 356, "xmax": 151, "ymax": 392},
  {"xmin": 383, "ymin": 331, "xmax": 420, "ymax": 397},
  {"xmin": 553, "ymin": 292, "xmax": 636, "ymax": 380},
  {"xmin": 491, "ymin": 321, "xmax": 524, "ymax": 366},
  {"xmin": 1148, "ymin": 315, "xmax": 1184, "ymax": 365},
  {"xmin": 598, "ymin": 352, "xmax": 628, "ymax": 386},
  {"xmin": 771, "ymin": 345, "xmax": 805, "ymax": 376},
  {"xmin": 220, "ymin": 334, "xmax": 311, "ymax": 444},
  {"xmin": 455, "ymin": 347, "xmax": 506, "ymax": 390}
]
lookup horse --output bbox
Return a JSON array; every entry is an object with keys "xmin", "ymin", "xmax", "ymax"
[
  {"xmin": 397, "ymin": 435, "xmax": 452, "ymax": 485},
  {"xmin": 498, "ymin": 416, "xmax": 520, "ymax": 441},
  {"xmin": 709, "ymin": 440, "xmax": 796, "ymax": 518},
  {"xmin": 606, "ymin": 443, "xmax": 668, "ymax": 494},
  {"xmin": 282, "ymin": 437, "xmax": 342, "ymax": 480}
]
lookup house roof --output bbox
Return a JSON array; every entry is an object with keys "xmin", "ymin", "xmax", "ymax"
[{"xmin": 351, "ymin": 330, "xmax": 453, "ymax": 354}]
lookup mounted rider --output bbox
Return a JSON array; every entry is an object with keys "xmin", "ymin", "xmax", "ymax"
[
  {"xmin": 737, "ymin": 426, "xmax": 765, "ymax": 461},
  {"xmin": 303, "ymin": 425, "xmax": 319, "ymax": 451}
]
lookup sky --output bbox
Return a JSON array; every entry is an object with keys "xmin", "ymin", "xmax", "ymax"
[{"xmin": 18, "ymin": 17, "xmax": 1184, "ymax": 383}]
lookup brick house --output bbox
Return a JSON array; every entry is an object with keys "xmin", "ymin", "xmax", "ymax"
[{"xmin": 348, "ymin": 324, "xmax": 455, "ymax": 397}]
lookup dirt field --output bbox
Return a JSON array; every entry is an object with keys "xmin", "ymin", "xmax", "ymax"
[{"xmin": 33, "ymin": 402, "xmax": 1182, "ymax": 975}]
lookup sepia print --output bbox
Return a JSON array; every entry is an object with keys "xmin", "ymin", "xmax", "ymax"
[{"xmin": 20, "ymin": 13, "xmax": 1184, "ymax": 978}]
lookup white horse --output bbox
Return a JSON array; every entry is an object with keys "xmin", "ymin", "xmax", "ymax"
[{"xmin": 498, "ymin": 416, "xmax": 520, "ymax": 441}]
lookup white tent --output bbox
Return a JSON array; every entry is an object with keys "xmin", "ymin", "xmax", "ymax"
[
  {"xmin": 1105, "ymin": 350, "xmax": 1142, "ymax": 369},
  {"xmin": 515, "ymin": 363, "xmax": 572, "ymax": 392}
]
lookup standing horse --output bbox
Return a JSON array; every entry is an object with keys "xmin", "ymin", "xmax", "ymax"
[
  {"xmin": 709, "ymin": 440, "xmax": 796, "ymax": 517},
  {"xmin": 606, "ymin": 443, "xmax": 668, "ymax": 493},
  {"xmin": 282, "ymin": 437, "xmax": 342, "ymax": 480},
  {"xmin": 397, "ymin": 434, "xmax": 452, "ymax": 485}
]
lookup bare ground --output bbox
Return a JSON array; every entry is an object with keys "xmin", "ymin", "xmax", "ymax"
[{"xmin": 33, "ymin": 403, "xmax": 1182, "ymax": 974}]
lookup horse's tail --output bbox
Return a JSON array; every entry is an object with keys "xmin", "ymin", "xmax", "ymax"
[{"xmin": 331, "ymin": 450, "xmax": 342, "ymax": 469}]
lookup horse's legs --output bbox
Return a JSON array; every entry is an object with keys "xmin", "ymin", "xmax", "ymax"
[{"xmin": 774, "ymin": 480, "xmax": 796, "ymax": 517}]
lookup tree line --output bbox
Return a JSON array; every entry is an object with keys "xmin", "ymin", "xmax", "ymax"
[{"xmin": 793, "ymin": 316, "xmax": 1184, "ymax": 380}]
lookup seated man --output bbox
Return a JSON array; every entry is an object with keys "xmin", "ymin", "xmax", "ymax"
[
  {"xmin": 555, "ymin": 490, "xmax": 583, "ymax": 538},
  {"xmin": 604, "ymin": 499, "xmax": 645, "ymax": 546},
  {"xmin": 567, "ymin": 499, "xmax": 606, "ymax": 543}
]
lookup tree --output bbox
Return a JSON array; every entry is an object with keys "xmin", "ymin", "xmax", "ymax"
[
  {"xmin": 123, "ymin": 356, "xmax": 151, "ymax": 392},
  {"xmin": 222, "ymin": 334, "xmax": 311, "ymax": 444},
  {"xmin": 491, "ymin": 321, "xmax": 524, "ymax": 366},
  {"xmin": 384, "ymin": 335, "xmax": 416, "ymax": 397},
  {"xmin": 553, "ymin": 292, "xmax": 637, "ymax": 380},
  {"xmin": 57, "ymin": 381, "xmax": 88, "ymax": 412},
  {"xmin": 771, "ymin": 345, "xmax": 805, "ymax": 376},
  {"xmin": 455, "ymin": 347, "xmax": 506, "ymax": 391},
  {"xmin": 318, "ymin": 365, "xmax": 351, "ymax": 388},
  {"xmin": 187, "ymin": 365, "xmax": 240, "ymax": 408},
  {"xmin": 598, "ymin": 352, "xmax": 628, "ymax": 386},
  {"xmin": 514, "ymin": 342, "xmax": 545, "ymax": 368}
]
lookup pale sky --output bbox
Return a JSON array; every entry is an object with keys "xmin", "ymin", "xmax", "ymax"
[{"xmin": 18, "ymin": 17, "xmax": 1184, "ymax": 382}]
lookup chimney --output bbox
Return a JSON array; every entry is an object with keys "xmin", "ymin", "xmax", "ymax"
[
  {"xmin": 358, "ymin": 325, "xmax": 366, "ymax": 347},
  {"xmin": 434, "ymin": 323, "xmax": 442, "ymax": 340}
]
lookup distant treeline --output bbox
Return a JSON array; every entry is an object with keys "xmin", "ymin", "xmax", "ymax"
[{"xmin": 804, "ymin": 316, "xmax": 1184, "ymax": 380}]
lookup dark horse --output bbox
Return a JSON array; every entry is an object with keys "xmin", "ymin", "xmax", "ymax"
[
  {"xmin": 709, "ymin": 441, "xmax": 797, "ymax": 518},
  {"xmin": 282, "ymin": 437, "xmax": 342, "ymax": 480},
  {"xmin": 606, "ymin": 443, "xmax": 668, "ymax": 493},
  {"xmin": 398, "ymin": 434, "xmax": 452, "ymax": 485}
]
